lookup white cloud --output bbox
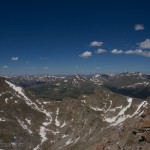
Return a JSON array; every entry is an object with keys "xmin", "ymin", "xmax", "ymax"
[
  {"xmin": 43, "ymin": 67, "xmax": 49, "ymax": 70},
  {"xmin": 90, "ymin": 41, "xmax": 104, "ymax": 47},
  {"xmin": 111, "ymin": 49, "xmax": 124, "ymax": 54},
  {"xmin": 96, "ymin": 48, "xmax": 107, "ymax": 53},
  {"xmin": 79, "ymin": 51, "xmax": 92, "ymax": 58},
  {"xmin": 111, "ymin": 48, "xmax": 150, "ymax": 57},
  {"xmin": 125, "ymin": 49, "xmax": 150, "ymax": 57},
  {"xmin": 138, "ymin": 39, "xmax": 150, "ymax": 49},
  {"xmin": 125, "ymin": 49, "xmax": 140, "ymax": 54},
  {"xmin": 135, "ymin": 24, "xmax": 144, "ymax": 31},
  {"xmin": 11, "ymin": 57, "xmax": 19, "ymax": 61},
  {"xmin": 2, "ymin": 66, "xmax": 8, "ymax": 69}
]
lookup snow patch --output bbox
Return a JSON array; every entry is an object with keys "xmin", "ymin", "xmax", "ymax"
[
  {"xmin": 104, "ymin": 98, "xmax": 133, "ymax": 126},
  {"xmin": 131, "ymin": 101, "xmax": 148, "ymax": 117},
  {"xmin": 81, "ymin": 100, "xmax": 86, "ymax": 103},
  {"xmin": 43, "ymin": 101, "xmax": 50, "ymax": 104},
  {"xmin": 25, "ymin": 118, "xmax": 31, "ymax": 125},
  {"xmin": 0, "ymin": 118, "xmax": 6, "ymax": 122},
  {"xmin": 62, "ymin": 134, "xmax": 69, "ymax": 138},
  {"xmin": 109, "ymin": 105, "xmax": 123, "ymax": 112},
  {"xmin": 60, "ymin": 121, "xmax": 66, "ymax": 128},
  {"xmin": 55, "ymin": 83, "xmax": 60, "ymax": 86},
  {"xmin": 55, "ymin": 108, "xmax": 60, "ymax": 127},
  {"xmin": 74, "ymin": 137, "xmax": 80, "ymax": 143},
  {"xmin": 105, "ymin": 101, "xmax": 112, "ymax": 112},
  {"xmin": 17, "ymin": 119, "xmax": 32, "ymax": 134},
  {"xmin": 6, "ymin": 81, "xmax": 28, "ymax": 100},
  {"xmin": 65, "ymin": 138, "xmax": 73, "ymax": 146},
  {"xmin": 49, "ymin": 129, "xmax": 60, "ymax": 135},
  {"xmin": 82, "ymin": 95, "xmax": 87, "ymax": 98},
  {"xmin": 5, "ymin": 98, "xmax": 9, "ymax": 103},
  {"xmin": 34, "ymin": 126, "xmax": 47, "ymax": 150},
  {"xmin": 64, "ymin": 80, "xmax": 68, "ymax": 83},
  {"xmin": 39, "ymin": 126, "xmax": 47, "ymax": 143},
  {"xmin": 89, "ymin": 106, "xmax": 103, "ymax": 111}
]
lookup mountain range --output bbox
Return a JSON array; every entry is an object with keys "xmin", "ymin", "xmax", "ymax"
[{"xmin": 0, "ymin": 72, "xmax": 150, "ymax": 150}]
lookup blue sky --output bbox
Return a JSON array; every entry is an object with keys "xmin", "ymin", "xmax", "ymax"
[{"xmin": 0, "ymin": 0, "xmax": 150, "ymax": 75}]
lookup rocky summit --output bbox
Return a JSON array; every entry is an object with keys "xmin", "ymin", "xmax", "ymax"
[{"xmin": 0, "ymin": 76, "xmax": 150, "ymax": 150}]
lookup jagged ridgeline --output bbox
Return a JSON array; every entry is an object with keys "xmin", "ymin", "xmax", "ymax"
[
  {"xmin": 11, "ymin": 73, "xmax": 150, "ymax": 100},
  {"xmin": 0, "ymin": 76, "xmax": 150, "ymax": 150}
]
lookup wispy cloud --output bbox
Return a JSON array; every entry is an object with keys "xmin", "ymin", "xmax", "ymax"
[
  {"xmin": 138, "ymin": 39, "xmax": 150, "ymax": 49},
  {"xmin": 111, "ymin": 49, "xmax": 124, "ymax": 54},
  {"xmin": 11, "ymin": 57, "xmax": 19, "ymax": 61},
  {"xmin": 2, "ymin": 66, "xmax": 8, "ymax": 69},
  {"xmin": 79, "ymin": 51, "xmax": 92, "ymax": 58},
  {"xmin": 96, "ymin": 66, "xmax": 101, "ymax": 70},
  {"xmin": 43, "ymin": 66, "xmax": 49, "ymax": 70},
  {"xmin": 28, "ymin": 66, "xmax": 38, "ymax": 69},
  {"xmin": 90, "ymin": 41, "xmax": 104, "ymax": 47},
  {"xmin": 40, "ymin": 57, "xmax": 49, "ymax": 60},
  {"xmin": 135, "ymin": 24, "xmax": 144, "ymax": 31},
  {"xmin": 96, "ymin": 48, "xmax": 107, "ymax": 54},
  {"xmin": 75, "ymin": 66, "xmax": 79, "ymax": 69},
  {"xmin": 26, "ymin": 61, "xmax": 30, "ymax": 64}
]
